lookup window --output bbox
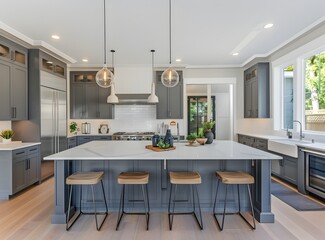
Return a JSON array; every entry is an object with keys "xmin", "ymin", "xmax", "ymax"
[
  {"xmin": 304, "ymin": 51, "xmax": 325, "ymax": 132},
  {"xmin": 283, "ymin": 65, "xmax": 294, "ymax": 129}
]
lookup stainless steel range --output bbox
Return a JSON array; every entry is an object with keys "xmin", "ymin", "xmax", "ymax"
[{"xmin": 112, "ymin": 132, "xmax": 155, "ymax": 141}]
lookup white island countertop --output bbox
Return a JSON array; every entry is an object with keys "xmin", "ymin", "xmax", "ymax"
[
  {"xmin": 0, "ymin": 141, "xmax": 41, "ymax": 151},
  {"xmin": 44, "ymin": 140, "xmax": 281, "ymax": 161}
]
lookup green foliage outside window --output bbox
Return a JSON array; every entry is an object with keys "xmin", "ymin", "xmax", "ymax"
[{"xmin": 305, "ymin": 51, "xmax": 325, "ymax": 110}]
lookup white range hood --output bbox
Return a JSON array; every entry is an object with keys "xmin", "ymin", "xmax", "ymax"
[{"xmin": 114, "ymin": 66, "xmax": 152, "ymax": 94}]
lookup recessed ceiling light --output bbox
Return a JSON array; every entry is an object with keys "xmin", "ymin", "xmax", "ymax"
[
  {"xmin": 82, "ymin": 59, "xmax": 88, "ymax": 62},
  {"xmin": 176, "ymin": 59, "xmax": 181, "ymax": 62},
  {"xmin": 46, "ymin": 61, "xmax": 53, "ymax": 64},
  {"xmin": 232, "ymin": 52, "xmax": 239, "ymax": 56},
  {"xmin": 264, "ymin": 23, "xmax": 274, "ymax": 29},
  {"xmin": 51, "ymin": 35, "xmax": 60, "ymax": 39}
]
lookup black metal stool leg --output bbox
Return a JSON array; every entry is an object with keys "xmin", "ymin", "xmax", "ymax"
[
  {"xmin": 238, "ymin": 184, "xmax": 256, "ymax": 230},
  {"xmin": 141, "ymin": 184, "xmax": 150, "ymax": 230},
  {"xmin": 169, "ymin": 184, "xmax": 178, "ymax": 230},
  {"xmin": 116, "ymin": 184, "xmax": 125, "ymax": 230},
  {"xmin": 193, "ymin": 185, "xmax": 203, "ymax": 229}
]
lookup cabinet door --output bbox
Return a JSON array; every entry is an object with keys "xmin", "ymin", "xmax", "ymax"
[
  {"xmin": 70, "ymin": 84, "xmax": 84, "ymax": 118},
  {"xmin": 98, "ymin": 87, "xmax": 114, "ymax": 119},
  {"xmin": 0, "ymin": 60, "xmax": 11, "ymax": 120},
  {"xmin": 244, "ymin": 82, "xmax": 252, "ymax": 118},
  {"xmin": 156, "ymin": 81, "xmax": 169, "ymax": 119},
  {"xmin": 169, "ymin": 81, "xmax": 183, "ymax": 119},
  {"xmin": 251, "ymin": 79, "xmax": 258, "ymax": 118},
  {"xmin": 271, "ymin": 160, "xmax": 283, "ymax": 176},
  {"xmin": 13, "ymin": 157, "xmax": 27, "ymax": 194},
  {"xmin": 283, "ymin": 156, "xmax": 297, "ymax": 184},
  {"xmin": 27, "ymin": 155, "xmax": 39, "ymax": 185},
  {"xmin": 11, "ymin": 65, "xmax": 28, "ymax": 120},
  {"xmin": 85, "ymin": 84, "xmax": 98, "ymax": 118}
]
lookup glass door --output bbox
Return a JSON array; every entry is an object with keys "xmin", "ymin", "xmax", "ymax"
[{"xmin": 187, "ymin": 96, "xmax": 216, "ymax": 136}]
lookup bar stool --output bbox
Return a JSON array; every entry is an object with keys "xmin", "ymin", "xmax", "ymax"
[
  {"xmin": 168, "ymin": 171, "xmax": 203, "ymax": 230},
  {"xmin": 116, "ymin": 171, "xmax": 150, "ymax": 230},
  {"xmin": 66, "ymin": 171, "xmax": 108, "ymax": 231},
  {"xmin": 213, "ymin": 171, "xmax": 256, "ymax": 231}
]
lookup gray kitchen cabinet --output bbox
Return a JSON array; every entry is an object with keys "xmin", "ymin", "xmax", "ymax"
[
  {"xmin": 156, "ymin": 71, "xmax": 183, "ymax": 119},
  {"xmin": 40, "ymin": 51, "xmax": 66, "ymax": 79},
  {"xmin": 0, "ymin": 37, "xmax": 28, "ymax": 120},
  {"xmin": 70, "ymin": 71, "xmax": 114, "ymax": 119},
  {"xmin": 0, "ymin": 145, "xmax": 41, "ymax": 199},
  {"xmin": 67, "ymin": 136, "xmax": 77, "ymax": 149},
  {"xmin": 244, "ymin": 63, "xmax": 270, "ymax": 118},
  {"xmin": 270, "ymin": 152, "xmax": 297, "ymax": 185},
  {"xmin": 70, "ymin": 135, "xmax": 112, "ymax": 147},
  {"xmin": 12, "ymin": 146, "xmax": 40, "ymax": 194}
]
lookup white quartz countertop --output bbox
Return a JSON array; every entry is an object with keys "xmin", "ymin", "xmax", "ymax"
[
  {"xmin": 44, "ymin": 140, "xmax": 281, "ymax": 161},
  {"xmin": 67, "ymin": 134, "xmax": 112, "ymax": 138},
  {"xmin": 0, "ymin": 142, "xmax": 40, "ymax": 150}
]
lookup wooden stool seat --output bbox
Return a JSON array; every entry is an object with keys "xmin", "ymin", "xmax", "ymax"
[
  {"xmin": 169, "ymin": 171, "xmax": 201, "ymax": 184},
  {"xmin": 66, "ymin": 171, "xmax": 104, "ymax": 185},
  {"xmin": 117, "ymin": 172, "xmax": 149, "ymax": 185},
  {"xmin": 216, "ymin": 171, "xmax": 254, "ymax": 185}
]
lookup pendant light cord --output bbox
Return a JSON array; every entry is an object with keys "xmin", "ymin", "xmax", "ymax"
[
  {"xmin": 111, "ymin": 50, "xmax": 115, "ymax": 71},
  {"xmin": 103, "ymin": 0, "xmax": 107, "ymax": 65},
  {"xmin": 169, "ymin": 0, "xmax": 172, "ymax": 65},
  {"xmin": 151, "ymin": 50, "xmax": 155, "ymax": 83}
]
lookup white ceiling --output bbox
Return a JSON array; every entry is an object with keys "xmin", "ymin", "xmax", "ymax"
[{"xmin": 1, "ymin": 0, "xmax": 325, "ymax": 68}]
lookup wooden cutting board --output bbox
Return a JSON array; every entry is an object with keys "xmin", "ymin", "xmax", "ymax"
[{"xmin": 145, "ymin": 145, "xmax": 176, "ymax": 152}]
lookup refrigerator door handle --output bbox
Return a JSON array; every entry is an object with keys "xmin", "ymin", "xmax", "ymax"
[
  {"xmin": 52, "ymin": 91, "xmax": 56, "ymax": 154},
  {"xmin": 56, "ymin": 91, "xmax": 60, "ymax": 153}
]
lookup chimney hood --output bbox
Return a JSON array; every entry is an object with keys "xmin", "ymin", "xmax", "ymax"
[{"xmin": 113, "ymin": 94, "xmax": 155, "ymax": 105}]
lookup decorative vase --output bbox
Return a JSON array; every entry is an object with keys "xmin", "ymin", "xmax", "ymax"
[
  {"xmin": 164, "ymin": 129, "xmax": 173, "ymax": 147},
  {"xmin": 204, "ymin": 131, "xmax": 214, "ymax": 144},
  {"xmin": 2, "ymin": 138, "xmax": 12, "ymax": 144}
]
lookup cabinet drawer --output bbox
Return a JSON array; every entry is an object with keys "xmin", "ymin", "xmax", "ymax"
[
  {"xmin": 94, "ymin": 136, "xmax": 111, "ymax": 141},
  {"xmin": 27, "ymin": 146, "xmax": 39, "ymax": 155},
  {"xmin": 12, "ymin": 149, "xmax": 27, "ymax": 159}
]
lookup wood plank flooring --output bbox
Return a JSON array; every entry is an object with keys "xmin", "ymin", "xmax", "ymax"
[{"xmin": 1, "ymin": 178, "xmax": 325, "ymax": 240}]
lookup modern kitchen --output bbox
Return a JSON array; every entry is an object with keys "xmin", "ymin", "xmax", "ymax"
[{"xmin": 0, "ymin": 0, "xmax": 325, "ymax": 239}]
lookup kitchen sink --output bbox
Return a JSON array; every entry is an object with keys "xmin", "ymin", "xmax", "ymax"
[{"xmin": 268, "ymin": 138, "xmax": 313, "ymax": 158}]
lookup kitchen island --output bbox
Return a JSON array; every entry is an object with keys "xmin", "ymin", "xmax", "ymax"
[{"xmin": 44, "ymin": 140, "xmax": 281, "ymax": 224}]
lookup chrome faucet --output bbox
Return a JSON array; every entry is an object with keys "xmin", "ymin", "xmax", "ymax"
[{"xmin": 293, "ymin": 120, "xmax": 304, "ymax": 140}]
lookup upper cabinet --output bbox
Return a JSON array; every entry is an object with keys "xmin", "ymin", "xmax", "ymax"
[
  {"xmin": 156, "ymin": 71, "xmax": 183, "ymax": 119},
  {"xmin": 70, "ymin": 71, "xmax": 114, "ymax": 119},
  {"xmin": 244, "ymin": 63, "xmax": 270, "ymax": 118},
  {"xmin": 40, "ymin": 51, "xmax": 66, "ymax": 79},
  {"xmin": 0, "ymin": 37, "xmax": 28, "ymax": 120}
]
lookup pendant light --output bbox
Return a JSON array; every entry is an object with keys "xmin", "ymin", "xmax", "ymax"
[
  {"xmin": 96, "ymin": 0, "xmax": 114, "ymax": 88},
  {"xmin": 147, "ymin": 50, "xmax": 159, "ymax": 103},
  {"xmin": 161, "ymin": 0, "xmax": 179, "ymax": 88},
  {"xmin": 107, "ymin": 50, "xmax": 119, "ymax": 103}
]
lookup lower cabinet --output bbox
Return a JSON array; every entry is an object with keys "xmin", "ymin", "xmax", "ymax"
[
  {"xmin": 67, "ymin": 135, "xmax": 112, "ymax": 148},
  {"xmin": 238, "ymin": 134, "xmax": 297, "ymax": 185},
  {"xmin": 12, "ymin": 146, "xmax": 40, "ymax": 194},
  {"xmin": 270, "ymin": 152, "xmax": 297, "ymax": 185},
  {"xmin": 0, "ymin": 145, "xmax": 40, "ymax": 199}
]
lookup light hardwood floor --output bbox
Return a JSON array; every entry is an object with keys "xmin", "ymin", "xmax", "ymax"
[{"xmin": 1, "ymin": 178, "xmax": 325, "ymax": 240}]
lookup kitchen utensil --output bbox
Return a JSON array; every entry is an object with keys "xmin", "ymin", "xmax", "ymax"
[{"xmin": 81, "ymin": 122, "xmax": 91, "ymax": 134}]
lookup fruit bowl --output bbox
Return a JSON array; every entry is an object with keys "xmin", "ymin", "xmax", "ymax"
[{"xmin": 196, "ymin": 138, "xmax": 207, "ymax": 145}]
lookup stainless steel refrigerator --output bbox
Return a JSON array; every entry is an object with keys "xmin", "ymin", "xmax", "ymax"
[{"xmin": 40, "ymin": 72, "xmax": 67, "ymax": 179}]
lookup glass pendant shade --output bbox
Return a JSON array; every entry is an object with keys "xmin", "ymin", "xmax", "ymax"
[
  {"xmin": 96, "ymin": 66, "xmax": 113, "ymax": 88},
  {"xmin": 161, "ymin": 67, "xmax": 179, "ymax": 87},
  {"xmin": 147, "ymin": 82, "xmax": 159, "ymax": 103},
  {"xmin": 107, "ymin": 82, "xmax": 119, "ymax": 103}
]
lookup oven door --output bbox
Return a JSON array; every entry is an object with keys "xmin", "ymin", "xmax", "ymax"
[{"xmin": 305, "ymin": 150, "xmax": 325, "ymax": 198}]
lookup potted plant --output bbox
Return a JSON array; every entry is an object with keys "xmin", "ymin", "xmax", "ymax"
[
  {"xmin": 186, "ymin": 132, "xmax": 197, "ymax": 145},
  {"xmin": 1, "ymin": 130, "xmax": 14, "ymax": 143},
  {"xmin": 203, "ymin": 121, "xmax": 215, "ymax": 144},
  {"xmin": 196, "ymin": 128, "xmax": 207, "ymax": 145},
  {"xmin": 69, "ymin": 121, "xmax": 78, "ymax": 134}
]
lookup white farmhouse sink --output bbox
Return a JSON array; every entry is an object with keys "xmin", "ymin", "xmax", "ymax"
[{"xmin": 268, "ymin": 139, "xmax": 312, "ymax": 158}]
